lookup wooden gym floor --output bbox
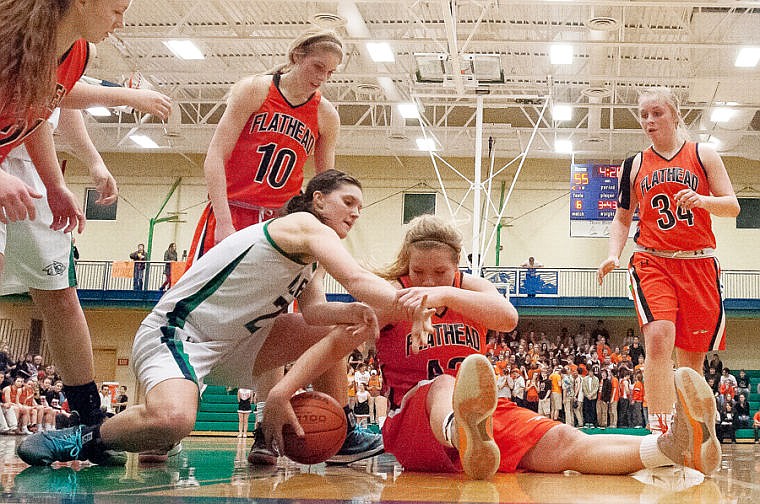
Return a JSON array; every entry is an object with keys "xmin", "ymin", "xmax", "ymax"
[{"xmin": 1, "ymin": 435, "xmax": 758, "ymax": 503}]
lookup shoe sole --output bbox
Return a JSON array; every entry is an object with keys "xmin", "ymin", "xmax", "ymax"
[
  {"xmin": 674, "ymin": 367, "xmax": 721, "ymax": 474},
  {"xmin": 453, "ymin": 354, "xmax": 500, "ymax": 480}
]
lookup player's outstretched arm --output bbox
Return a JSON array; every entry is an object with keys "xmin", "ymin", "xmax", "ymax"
[
  {"xmin": 261, "ymin": 305, "xmax": 378, "ymax": 451},
  {"xmin": 24, "ymin": 123, "xmax": 84, "ymax": 233},
  {"xmin": 58, "ymin": 108, "xmax": 117, "ymax": 205},
  {"xmin": 64, "ymin": 82, "xmax": 173, "ymax": 120}
]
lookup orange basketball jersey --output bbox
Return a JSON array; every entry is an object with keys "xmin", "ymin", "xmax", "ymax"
[
  {"xmin": 376, "ymin": 272, "xmax": 489, "ymax": 409},
  {"xmin": 0, "ymin": 39, "xmax": 90, "ymax": 162},
  {"xmin": 631, "ymin": 142, "xmax": 715, "ymax": 251},
  {"xmin": 225, "ymin": 73, "xmax": 321, "ymax": 208}
]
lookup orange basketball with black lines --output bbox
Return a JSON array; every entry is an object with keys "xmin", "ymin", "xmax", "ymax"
[{"xmin": 282, "ymin": 391, "xmax": 347, "ymax": 464}]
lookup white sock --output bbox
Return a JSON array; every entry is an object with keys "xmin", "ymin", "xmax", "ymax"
[
  {"xmin": 639, "ymin": 434, "xmax": 673, "ymax": 468},
  {"xmin": 441, "ymin": 412, "xmax": 455, "ymax": 448}
]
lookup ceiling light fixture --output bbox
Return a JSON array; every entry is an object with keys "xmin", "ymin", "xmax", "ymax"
[
  {"xmin": 735, "ymin": 47, "xmax": 760, "ymax": 67},
  {"xmin": 550, "ymin": 44, "xmax": 574, "ymax": 65},
  {"xmin": 710, "ymin": 107, "xmax": 735, "ymax": 123},
  {"xmin": 416, "ymin": 138, "xmax": 437, "ymax": 151},
  {"xmin": 366, "ymin": 42, "xmax": 395, "ymax": 63},
  {"xmin": 554, "ymin": 139, "xmax": 573, "ymax": 153},
  {"xmin": 398, "ymin": 102, "xmax": 421, "ymax": 120},
  {"xmin": 163, "ymin": 40, "xmax": 204, "ymax": 60},
  {"xmin": 552, "ymin": 104, "xmax": 573, "ymax": 121}
]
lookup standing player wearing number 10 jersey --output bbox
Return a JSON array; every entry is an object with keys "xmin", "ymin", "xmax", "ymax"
[
  {"xmin": 187, "ymin": 30, "xmax": 383, "ymax": 466},
  {"xmin": 188, "ymin": 29, "xmax": 342, "ymax": 265}
]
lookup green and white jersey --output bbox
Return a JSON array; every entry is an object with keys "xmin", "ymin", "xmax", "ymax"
[{"xmin": 133, "ymin": 219, "xmax": 317, "ymax": 391}]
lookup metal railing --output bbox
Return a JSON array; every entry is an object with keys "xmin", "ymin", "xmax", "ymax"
[
  {"xmin": 74, "ymin": 261, "xmax": 760, "ymax": 300},
  {"xmin": 76, "ymin": 261, "xmax": 169, "ymax": 291}
]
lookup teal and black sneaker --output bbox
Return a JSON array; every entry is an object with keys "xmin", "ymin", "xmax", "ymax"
[
  {"xmin": 13, "ymin": 466, "xmax": 79, "ymax": 497},
  {"xmin": 327, "ymin": 412, "xmax": 384, "ymax": 464},
  {"xmin": 16, "ymin": 425, "xmax": 126, "ymax": 466}
]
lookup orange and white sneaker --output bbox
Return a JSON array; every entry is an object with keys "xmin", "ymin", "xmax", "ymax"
[
  {"xmin": 452, "ymin": 354, "xmax": 500, "ymax": 480},
  {"xmin": 657, "ymin": 367, "xmax": 721, "ymax": 475}
]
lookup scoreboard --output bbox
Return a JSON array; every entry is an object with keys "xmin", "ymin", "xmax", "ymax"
[{"xmin": 570, "ymin": 162, "xmax": 619, "ymax": 221}]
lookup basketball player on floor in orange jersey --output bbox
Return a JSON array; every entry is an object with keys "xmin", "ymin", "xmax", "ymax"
[
  {"xmin": 376, "ymin": 214, "xmax": 722, "ymax": 479},
  {"xmin": 0, "ymin": 1, "xmax": 170, "ymax": 466},
  {"xmin": 598, "ymin": 87, "xmax": 738, "ymax": 445}
]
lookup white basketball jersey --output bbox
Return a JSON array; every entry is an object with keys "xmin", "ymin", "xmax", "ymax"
[{"xmin": 138, "ymin": 219, "xmax": 317, "ymax": 387}]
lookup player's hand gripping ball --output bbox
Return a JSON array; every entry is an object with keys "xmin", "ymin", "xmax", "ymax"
[{"xmin": 282, "ymin": 391, "xmax": 347, "ymax": 464}]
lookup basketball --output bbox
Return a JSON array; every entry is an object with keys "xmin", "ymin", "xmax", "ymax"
[{"xmin": 281, "ymin": 391, "xmax": 347, "ymax": 465}]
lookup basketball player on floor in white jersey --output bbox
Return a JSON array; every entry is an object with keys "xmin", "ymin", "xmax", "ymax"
[
  {"xmin": 17, "ymin": 170, "xmax": 434, "ymax": 466},
  {"xmin": 377, "ymin": 214, "xmax": 724, "ymax": 479},
  {"xmin": 598, "ymin": 87, "xmax": 738, "ymax": 468}
]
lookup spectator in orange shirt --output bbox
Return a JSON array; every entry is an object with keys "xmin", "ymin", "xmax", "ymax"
[
  {"xmin": 634, "ymin": 355, "xmax": 645, "ymax": 374},
  {"xmin": 610, "ymin": 347, "xmax": 622, "ymax": 365},
  {"xmin": 367, "ymin": 369, "xmax": 383, "ymax": 425},
  {"xmin": 609, "ymin": 369, "xmax": 620, "ymax": 428},
  {"xmin": 631, "ymin": 371, "xmax": 645, "ymax": 428},
  {"xmin": 595, "ymin": 337, "xmax": 612, "ymax": 363},
  {"xmin": 752, "ymin": 407, "xmax": 760, "ymax": 443},
  {"xmin": 549, "ymin": 367, "xmax": 563, "ymax": 421}
]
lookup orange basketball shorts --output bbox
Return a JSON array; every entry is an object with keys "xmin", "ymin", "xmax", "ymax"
[
  {"xmin": 382, "ymin": 381, "xmax": 558, "ymax": 473},
  {"xmin": 628, "ymin": 252, "xmax": 726, "ymax": 352}
]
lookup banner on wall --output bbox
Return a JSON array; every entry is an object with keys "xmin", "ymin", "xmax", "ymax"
[
  {"xmin": 170, "ymin": 261, "xmax": 187, "ymax": 286},
  {"xmin": 111, "ymin": 261, "xmax": 134, "ymax": 278}
]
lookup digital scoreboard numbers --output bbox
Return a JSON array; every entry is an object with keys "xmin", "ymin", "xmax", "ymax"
[{"xmin": 570, "ymin": 162, "xmax": 620, "ymax": 221}]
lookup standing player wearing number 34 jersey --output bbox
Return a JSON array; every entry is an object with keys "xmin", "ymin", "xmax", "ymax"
[{"xmin": 597, "ymin": 87, "xmax": 739, "ymax": 448}]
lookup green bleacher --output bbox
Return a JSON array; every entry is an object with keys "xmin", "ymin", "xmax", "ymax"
[
  {"xmin": 736, "ymin": 370, "xmax": 760, "ymax": 441},
  {"xmin": 192, "ymin": 386, "xmax": 256, "ymax": 434}
]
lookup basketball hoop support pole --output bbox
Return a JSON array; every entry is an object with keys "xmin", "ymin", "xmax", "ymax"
[{"xmin": 471, "ymin": 96, "xmax": 484, "ymax": 276}]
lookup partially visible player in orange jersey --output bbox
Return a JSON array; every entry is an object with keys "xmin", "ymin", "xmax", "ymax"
[
  {"xmin": 598, "ymin": 86, "xmax": 738, "ymax": 455},
  {"xmin": 376, "ymin": 214, "xmax": 721, "ymax": 479},
  {"xmin": 188, "ymin": 29, "xmax": 342, "ymax": 266}
]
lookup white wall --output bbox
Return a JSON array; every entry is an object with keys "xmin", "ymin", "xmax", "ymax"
[{"xmin": 59, "ymin": 152, "xmax": 760, "ymax": 270}]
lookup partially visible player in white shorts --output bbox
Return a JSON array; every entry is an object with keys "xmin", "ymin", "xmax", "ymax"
[{"xmin": 0, "ymin": 111, "xmax": 77, "ymax": 296}]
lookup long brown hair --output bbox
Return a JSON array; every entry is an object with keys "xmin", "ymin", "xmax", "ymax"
[
  {"xmin": 377, "ymin": 214, "xmax": 462, "ymax": 281},
  {"xmin": 267, "ymin": 28, "xmax": 344, "ymax": 75},
  {"xmin": 285, "ymin": 169, "xmax": 362, "ymax": 219},
  {"xmin": 0, "ymin": 0, "xmax": 73, "ymax": 116}
]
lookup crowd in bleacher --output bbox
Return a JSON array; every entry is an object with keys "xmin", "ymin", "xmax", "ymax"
[{"xmin": 0, "ymin": 343, "xmax": 73, "ymax": 435}]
